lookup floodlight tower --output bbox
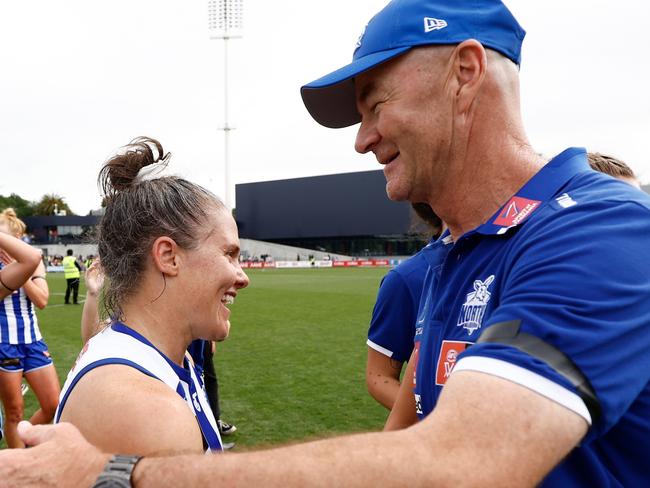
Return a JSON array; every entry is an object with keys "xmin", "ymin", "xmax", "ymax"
[{"xmin": 208, "ymin": 0, "xmax": 243, "ymax": 211}]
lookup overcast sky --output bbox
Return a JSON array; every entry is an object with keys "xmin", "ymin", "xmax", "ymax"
[{"xmin": 1, "ymin": 0, "xmax": 648, "ymax": 214}]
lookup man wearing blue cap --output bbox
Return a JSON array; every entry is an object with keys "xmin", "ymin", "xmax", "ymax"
[{"xmin": 1, "ymin": 1, "xmax": 649, "ymax": 487}]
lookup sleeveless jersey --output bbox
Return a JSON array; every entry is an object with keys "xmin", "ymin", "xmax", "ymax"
[
  {"xmin": 55, "ymin": 322, "xmax": 223, "ymax": 452},
  {"xmin": 0, "ymin": 263, "xmax": 42, "ymax": 345}
]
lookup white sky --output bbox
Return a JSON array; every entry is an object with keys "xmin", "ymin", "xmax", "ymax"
[{"xmin": 1, "ymin": 0, "xmax": 648, "ymax": 214}]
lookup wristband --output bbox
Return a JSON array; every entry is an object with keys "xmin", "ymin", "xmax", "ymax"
[
  {"xmin": 92, "ymin": 454, "xmax": 142, "ymax": 488},
  {"xmin": 0, "ymin": 273, "xmax": 16, "ymax": 292}
]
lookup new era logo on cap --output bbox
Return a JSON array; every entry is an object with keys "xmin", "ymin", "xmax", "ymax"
[{"xmin": 424, "ymin": 17, "xmax": 447, "ymax": 33}]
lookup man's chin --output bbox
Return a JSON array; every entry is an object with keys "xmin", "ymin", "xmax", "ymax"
[{"xmin": 385, "ymin": 183, "xmax": 409, "ymax": 201}]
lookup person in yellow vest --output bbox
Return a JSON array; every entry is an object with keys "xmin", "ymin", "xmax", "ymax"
[{"xmin": 62, "ymin": 249, "xmax": 81, "ymax": 305}]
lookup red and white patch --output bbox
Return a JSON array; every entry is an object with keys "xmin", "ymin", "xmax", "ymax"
[
  {"xmin": 493, "ymin": 196, "xmax": 541, "ymax": 227},
  {"xmin": 435, "ymin": 340, "xmax": 472, "ymax": 386}
]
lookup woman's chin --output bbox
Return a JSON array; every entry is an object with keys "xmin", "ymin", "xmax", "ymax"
[{"xmin": 214, "ymin": 320, "xmax": 231, "ymax": 341}]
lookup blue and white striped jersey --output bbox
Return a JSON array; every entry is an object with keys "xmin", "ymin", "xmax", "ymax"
[{"xmin": 0, "ymin": 263, "xmax": 42, "ymax": 345}]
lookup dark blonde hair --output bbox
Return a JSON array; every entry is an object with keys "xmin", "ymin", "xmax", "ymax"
[
  {"xmin": 97, "ymin": 137, "xmax": 224, "ymax": 319},
  {"xmin": 0, "ymin": 208, "xmax": 27, "ymax": 237},
  {"xmin": 587, "ymin": 152, "xmax": 637, "ymax": 181}
]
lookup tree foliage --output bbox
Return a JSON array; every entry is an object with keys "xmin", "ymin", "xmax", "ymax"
[
  {"xmin": 33, "ymin": 194, "xmax": 75, "ymax": 216},
  {"xmin": 0, "ymin": 193, "xmax": 35, "ymax": 217}
]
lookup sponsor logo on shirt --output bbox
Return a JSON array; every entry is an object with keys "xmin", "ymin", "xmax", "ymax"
[
  {"xmin": 456, "ymin": 275, "xmax": 495, "ymax": 335},
  {"xmin": 435, "ymin": 340, "xmax": 472, "ymax": 386},
  {"xmin": 493, "ymin": 196, "xmax": 541, "ymax": 227}
]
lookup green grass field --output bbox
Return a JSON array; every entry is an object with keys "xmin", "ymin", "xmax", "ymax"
[{"xmin": 1, "ymin": 267, "xmax": 391, "ymax": 450}]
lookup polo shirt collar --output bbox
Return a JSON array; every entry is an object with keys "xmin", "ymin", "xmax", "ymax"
[{"xmin": 476, "ymin": 147, "xmax": 591, "ymax": 236}]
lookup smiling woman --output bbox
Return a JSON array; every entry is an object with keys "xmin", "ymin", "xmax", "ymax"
[{"xmin": 53, "ymin": 137, "xmax": 249, "ymax": 457}]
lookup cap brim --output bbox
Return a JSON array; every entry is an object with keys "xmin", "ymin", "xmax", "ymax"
[{"xmin": 301, "ymin": 46, "xmax": 411, "ymax": 129}]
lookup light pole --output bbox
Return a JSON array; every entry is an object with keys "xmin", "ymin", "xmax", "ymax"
[{"xmin": 208, "ymin": 0, "xmax": 243, "ymax": 212}]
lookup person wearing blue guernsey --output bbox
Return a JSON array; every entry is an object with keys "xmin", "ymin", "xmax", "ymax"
[
  {"xmin": 53, "ymin": 137, "xmax": 249, "ymax": 456},
  {"xmin": 2, "ymin": 1, "xmax": 650, "ymax": 486},
  {"xmin": 366, "ymin": 203, "xmax": 441, "ymax": 410},
  {"xmin": 0, "ymin": 208, "xmax": 59, "ymax": 449}
]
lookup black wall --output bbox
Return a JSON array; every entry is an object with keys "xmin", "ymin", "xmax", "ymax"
[{"xmin": 235, "ymin": 170, "xmax": 412, "ymax": 240}]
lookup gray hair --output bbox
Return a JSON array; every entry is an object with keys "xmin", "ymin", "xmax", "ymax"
[{"xmin": 97, "ymin": 137, "xmax": 224, "ymax": 319}]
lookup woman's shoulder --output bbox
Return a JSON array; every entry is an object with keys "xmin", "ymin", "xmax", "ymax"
[{"xmin": 60, "ymin": 363, "xmax": 203, "ymax": 455}]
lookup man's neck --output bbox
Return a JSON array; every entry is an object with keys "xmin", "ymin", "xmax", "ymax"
[{"xmin": 433, "ymin": 145, "xmax": 547, "ymax": 241}]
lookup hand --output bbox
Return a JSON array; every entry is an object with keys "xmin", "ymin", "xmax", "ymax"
[
  {"xmin": 85, "ymin": 258, "xmax": 105, "ymax": 297},
  {"xmin": 0, "ymin": 248, "xmax": 15, "ymax": 266},
  {"xmin": 0, "ymin": 421, "xmax": 110, "ymax": 488}
]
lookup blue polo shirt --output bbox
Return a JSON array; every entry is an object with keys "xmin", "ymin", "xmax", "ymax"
[
  {"xmin": 367, "ymin": 240, "xmax": 434, "ymax": 363},
  {"xmin": 413, "ymin": 148, "xmax": 650, "ymax": 486}
]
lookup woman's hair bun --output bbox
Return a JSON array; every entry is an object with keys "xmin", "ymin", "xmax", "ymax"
[
  {"xmin": 98, "ymin": 136, "xmax": 170, "ymax": 196},
  {"xmin": 1, "ymin": 207, "xmax": 18, "ymax": 219},
  {"xmin": 0, "ymin": 207, "xmax": 26, "ymax": 236}
]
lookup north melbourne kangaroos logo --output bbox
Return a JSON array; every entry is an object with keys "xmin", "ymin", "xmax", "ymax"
[{"xmin": 456, "ymin": 275, "xmax": 495, "ymax": 335}]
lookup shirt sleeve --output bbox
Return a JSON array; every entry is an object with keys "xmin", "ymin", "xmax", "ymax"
[
  {"xmin": 367, "ymin": 270, "xmax": 416, "ymax": 363},
  {"xmin": 455, "ymin": 198, "xmax": 650, "ymax": 438}
]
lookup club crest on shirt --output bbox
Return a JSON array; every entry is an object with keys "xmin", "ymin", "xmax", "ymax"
[{"xmin": 456, "ymin": 275, "xmax": 495, "ymax": 335}]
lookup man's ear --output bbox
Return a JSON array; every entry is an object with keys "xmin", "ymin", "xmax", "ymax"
[
  {"xmin": 452, "ymin": 39, "xmax": 487, "ymax": 115},
  {"xmin": 151, "ymin": 236, "xmax": 180, "ymax": 277}
]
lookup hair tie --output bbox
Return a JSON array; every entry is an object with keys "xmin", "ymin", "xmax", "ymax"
[{"xmin": 133, "ymin": 161, "xmax": 173, "ymax": 184}]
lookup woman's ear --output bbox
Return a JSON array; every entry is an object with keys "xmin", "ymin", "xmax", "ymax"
[{"xmin": 151, "ymin": 236, "xmax": 180, "ymax": 277}]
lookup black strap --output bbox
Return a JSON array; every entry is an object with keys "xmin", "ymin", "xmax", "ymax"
[{"xmin": 477, "ymin": 320, "xmax": 601, "ymax": 422}]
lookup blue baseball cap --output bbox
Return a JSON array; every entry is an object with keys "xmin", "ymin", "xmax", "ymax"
[{"xmin": 301, "ymin": 0, "xmax": 525, "ymax": 128}]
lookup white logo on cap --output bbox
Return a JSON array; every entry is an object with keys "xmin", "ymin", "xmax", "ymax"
[
  {"xmin": 424, "ymin": 17, "xmax": 447, "ymax": 33},
  {"xmin": 355, "ymin": 24, "xmax": 367, "ymax": 50}
]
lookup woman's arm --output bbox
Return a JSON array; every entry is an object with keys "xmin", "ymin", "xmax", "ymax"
[
  {"xmin": 21, "ymin": 261, "xmax": 49, "ymax": 309},
  {"xmin": 81, "ymin": 259, "xmax": 106, "ymax": 343},
  {"xmin": 0, "ymin": 233, "xmax": 42, "ymax": 299},
  {"xmin": 384, "ymin": 348, "xmax": 418, "ymax": 431},
  {"xmin": 366, "ymin": 347, "xmax": 403, "ymax": 410}
]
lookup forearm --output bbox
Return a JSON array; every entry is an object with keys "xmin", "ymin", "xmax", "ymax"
[
  {"xmin": 367, "ymin": 375, "xmax": 401, "ymax": 410},
  {"xmin": 366, "ymin": 348, "xmax": 403, "ymax": 410},
  {"xmin": 0, "ymin": 236, "xmax": 41, "ymax": 294},
  {"xmin": 22, "ymin": 277, "xmax": 49, "ymax": 309},
  {"xmin": 134, "ymin": 428, "xmax": 436, "ymax": 488},
  {"xmin": 384, "ymin": 358, "xmax": 417, "ymax": 431},
  {"xmin": 80, "ymin": 292, "xmax": 102, "ymax": 343}
]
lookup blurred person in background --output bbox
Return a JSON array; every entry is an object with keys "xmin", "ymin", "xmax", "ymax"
[
  {"xmin": 62, "ymin": 249, "xmax": 81, "ymax": 305},
  {"xmin": 0, "ymin": 208, "xmax": 58, "ymax": 448},
  {"xmin": 366, "ymin": 203, "xmax": 442, "ymax": 409},
  {"xmin": 587, "ymin": 152, "xmax": 641, "ymax": 189}
]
